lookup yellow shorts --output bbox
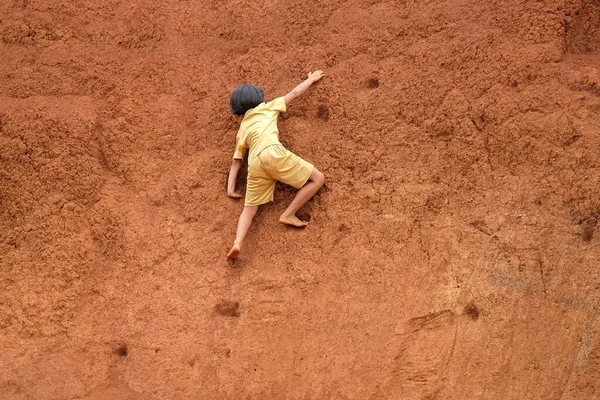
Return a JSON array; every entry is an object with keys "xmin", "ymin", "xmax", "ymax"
[{"xmin": 245, "ymin": 144, "xmax": 314, "ymax": 206}]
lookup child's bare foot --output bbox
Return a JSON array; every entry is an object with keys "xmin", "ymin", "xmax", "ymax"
[
  {"xmin": 227, "ymin": 243, "xmax": 241, "ymax": 259},
  {"xmin": 279, "ymin": 213, "xmax": 309, "ymax": 228}
]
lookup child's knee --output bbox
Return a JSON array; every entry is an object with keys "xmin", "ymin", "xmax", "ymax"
[
  {"xmin": 314, "ymin": 170, "xmax": 325, "ymax": 186},
  {"xmin": 244, "ymin": 205, "xmax": 259, "ymax": 216}
]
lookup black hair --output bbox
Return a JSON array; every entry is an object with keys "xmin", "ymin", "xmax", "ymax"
[{"xmin": 230, "ymin": 84, "xmax": 264, "ymax": 115}]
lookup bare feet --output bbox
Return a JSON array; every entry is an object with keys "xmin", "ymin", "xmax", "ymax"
[
  {"xmin": 227, "ymin": 243, "xmax": 241, "ymax": 259},
  {"xmin": 279, "ymin": 214, "xmax": 309, "ymax": 228}
]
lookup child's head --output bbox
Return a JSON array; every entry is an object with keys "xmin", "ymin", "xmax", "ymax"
[{"xmin": 230, "ymin": 84, "xmax": 264, "ymax": 116}]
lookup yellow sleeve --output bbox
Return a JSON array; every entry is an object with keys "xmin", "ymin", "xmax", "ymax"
[
  {"xmin": 233, "ymin": 133, "xmax": 246, "ymax": 159},
  {"xmin": 264, "ymin": 97, "xmax": 287, "ymax": 113}
]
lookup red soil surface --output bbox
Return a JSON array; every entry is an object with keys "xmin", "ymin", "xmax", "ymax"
[{"xmin": 1, "ymin": 0, "xmax": 599, "ymax": 399}]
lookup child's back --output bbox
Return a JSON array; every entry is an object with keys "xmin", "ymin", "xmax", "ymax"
[{"xmin": 234, "ymin": 97, "xmax": 287, "ymax": 163}]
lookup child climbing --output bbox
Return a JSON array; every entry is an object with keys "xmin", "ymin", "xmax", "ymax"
[{"xmin": 226, "ymin": 71, "xmax": 326, "ymax": 259}]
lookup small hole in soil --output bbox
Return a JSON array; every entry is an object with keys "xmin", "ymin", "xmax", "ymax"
[
  {"xmin": 297, "ymin": 212, "xmax": 311, "ymax": 222},
  {"xmin": 114, "ymin": 344, "xmax": 128, "ymax": 357},
  {"xmin": 316, "ymin": 105, "xmax": 329, "ymax": 121},
  {"xmin": 338, "ymin": 223, "xmax": 350, "ymax": 232},
  {"xmin": 582, "ymin": 224, "xmax": 595, "ymax": 242},
  {"xmin": 215, "ymin": 300, "xmax": 241, "ymax": 317},
  {"xmin": 463, "ymin": 302, "xmax": 480, "ymax": 321},
  {"xmin": 565, "ymin": 3, "xmax": 600, "ymax": 54},
  {"xmin": 366, "ymin": 78, "xmax": 379, "ymax": 88}
]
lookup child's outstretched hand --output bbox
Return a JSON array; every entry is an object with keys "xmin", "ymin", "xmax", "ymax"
[
  {"xmin": 308, "ymin": 70, "xmax": 325, "ymax": 83},
  {"xmin": 284, "ymin": 70, "xmax": 326, "ymax": 105}
]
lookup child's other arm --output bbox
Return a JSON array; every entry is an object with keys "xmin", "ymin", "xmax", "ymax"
[
  {"xmin": 284, "ymin": 70, "xmax": 325, "ymax": 106},
  {"xmin": 227, "ymin": 158, "xmax": 243, "ymax": 198}
]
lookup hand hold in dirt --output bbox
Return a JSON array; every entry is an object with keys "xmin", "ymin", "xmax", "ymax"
[
  {"xmin": 215, "ymin": 300, "xmax": 241, "ymax": 317},
  {"xmin": 114, "ymin": 343, "xmax": 128, "ymax": 357},
  {"xmin": 462, "ymin": 302, "xmax": 480, "ymax": 321}
]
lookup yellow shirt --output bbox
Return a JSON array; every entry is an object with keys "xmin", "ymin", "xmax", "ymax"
[{"xmin": 233, "ymin": 97, "xmax": 287, "ymax": 162}]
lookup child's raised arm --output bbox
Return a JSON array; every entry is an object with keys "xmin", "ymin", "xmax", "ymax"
[{"xmin": 283, "ymin": 70, "xmax": 325, "ymax": 106}]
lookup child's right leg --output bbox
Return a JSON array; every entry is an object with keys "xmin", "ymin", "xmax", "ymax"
[{"xmin": 227, "ymin": 205, "xmax": 259, "ymax": 259}]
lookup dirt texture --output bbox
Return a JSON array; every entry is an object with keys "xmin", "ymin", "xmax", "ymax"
[{"xmin": 1, "ymin": 0, "xmax": 600, "ymax": 399}]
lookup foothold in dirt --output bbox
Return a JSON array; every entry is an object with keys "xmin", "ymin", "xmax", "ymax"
[
  {"xmin": 565, "ymin": 2, "xmax": 600, "ymax": 54},
  {"xmin": 582, "ymin": 223, "xmax": 595, "ymax": 242},
  {"xmin": 316, "ymin": 105, "xmax": 329, "ymax": 121},
  {"xmin": 472, "ymin": 115, "xmax": 486, "ymax": 131},
  {"xmin": 296, "ymin": 212, "xmax": 311, "ymax": 222},
  {"xmin": 215, "ymin": 300, "xmax": 240, "ymax": 317},
  {"xmin": 338, "ymin": 223, "xmax": 350, "ymax": 232},
  {"xmin": 425, "ymin": 116, "xmax": 454, "ymax": 140},
  {"xmin": 366, "ymin": 78, "xmax": 379, "ymax": 89},
  {"xmin": 114, "ymin": 343, "xmax": 128, "ymax": 357},
  {"xmin": 564, "ymin": 134, "xmax": 581, "ymax": 146},
  {"xmin": 577, "ymin": 212, "xmax": 598, "ymax": 242},
  {"xmin": 462, "ymin": 302, "xmax": 480, "ymax": 321}
]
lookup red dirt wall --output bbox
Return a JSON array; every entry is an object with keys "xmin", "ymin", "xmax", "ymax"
[{"xmin": 1, "ymin": 0, "xmax": 599, "ymax": 399}]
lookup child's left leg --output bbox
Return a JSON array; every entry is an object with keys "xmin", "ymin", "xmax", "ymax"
[
  {"xmin": 279, "ymin": 167, "xmax": 325, "ymax": 227},
  {"xmin": 227, "ymin": 205, "xmax": 258, "ymax": 259}
]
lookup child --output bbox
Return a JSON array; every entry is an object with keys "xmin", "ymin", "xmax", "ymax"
[{"xmin": 226, "ymin": 70, "xmax": 326, "ymax": 259}]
